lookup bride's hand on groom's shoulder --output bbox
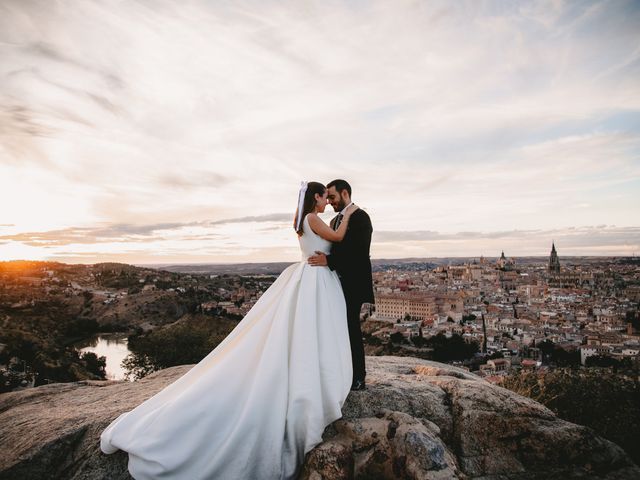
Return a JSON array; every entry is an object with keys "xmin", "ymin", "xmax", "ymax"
[{"xmin": 345, "ymin": 204, "xmax": 359, "ymax": 218}]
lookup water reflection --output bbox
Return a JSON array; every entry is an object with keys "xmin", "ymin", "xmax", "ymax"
[{"xmin": 75, "ymin": 333, "xmax": 132, "ymax": 381}]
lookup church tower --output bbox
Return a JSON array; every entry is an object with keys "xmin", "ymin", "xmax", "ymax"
[{"xmin": 549, "ymin": 242, "xmax": 560, "ymax": 273}]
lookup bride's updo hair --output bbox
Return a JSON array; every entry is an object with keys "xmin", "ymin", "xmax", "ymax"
[{"xmin": 295, "ymin": 181, "xmax": 326, "ymax": 236}]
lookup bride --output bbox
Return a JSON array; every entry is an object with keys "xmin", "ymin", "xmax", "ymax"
[{"xmin": 100, "ymin": 181, "xmax": 358, "ymax": 480}]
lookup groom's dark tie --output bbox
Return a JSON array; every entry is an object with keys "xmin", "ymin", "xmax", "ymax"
[{"xmin": 333, "ymin": 214, "xmax": 343, "ymax": 231}]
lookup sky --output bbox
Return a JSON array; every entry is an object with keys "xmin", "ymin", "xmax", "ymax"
[{"xmin": 1, "ymin": 0, "xmax": 639, "ymax": 264}]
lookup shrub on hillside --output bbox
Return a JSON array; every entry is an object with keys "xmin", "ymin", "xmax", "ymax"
[
  {"xmin": 426, "ymin": 333, "xmax": 479, "ymax": 362},
  {"xmin": 503, "ymin": 368, "xmax": 640, "ymax": 464},
  {"xmin": 122, "ymin": 316, "xmax": 237, "ymax": 380}
]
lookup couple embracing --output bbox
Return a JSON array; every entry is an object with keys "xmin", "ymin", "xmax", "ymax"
[{"xmin": 100, "ymin": 179, "xmax": 374, "ymax": 479}]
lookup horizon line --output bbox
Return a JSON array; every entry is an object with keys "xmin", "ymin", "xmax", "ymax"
[{"xmin": 2, "ymin": 254, "xmax": 638, "ymax": 268}]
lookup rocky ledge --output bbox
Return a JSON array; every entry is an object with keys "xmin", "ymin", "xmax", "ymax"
[{"xmin": 0, "ymin": 356, "xmax": 638, "ymax": 479}]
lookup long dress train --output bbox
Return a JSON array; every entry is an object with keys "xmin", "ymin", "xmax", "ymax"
[{"xmin": 99, "ymin": 215, "xmax": 352, "ymax": 479}]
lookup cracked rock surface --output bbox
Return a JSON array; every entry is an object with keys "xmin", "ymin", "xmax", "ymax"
[{"xmin": 1, "ymin": 356, "xmax": 638, "ymax": 479}]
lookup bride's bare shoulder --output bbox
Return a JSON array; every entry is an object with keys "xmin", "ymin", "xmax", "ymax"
[{"xmin": 306, "ymin": 213, "xmax": 324, "ymax": 231}]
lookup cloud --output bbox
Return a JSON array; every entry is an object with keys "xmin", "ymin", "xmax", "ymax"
[
  {"xmin": 0, "ymin": 222, "xmax": 200, "ymax": 246},
  {"xmin": 375, "ymin": 229, "xmax": 549, "ymax": 242},
  {"xmin": 0, "ymin": 214, "xmax": 292, "ymax": 247},
  {"xmin": 376, "ymin": 226, "xmax": 640, "ymax": 243},
  {"xmin": 154, "ymin": 171, "xmax": 232, "ymax": 189},
  {"xmin": 2, "ymin": 222, "xmax": 638, "ymax": 262},
  {"xmin": 207, "ymin": 214, "xmax": 292, "ymax": 226},
  {"xmin": 91, "ymin": 223, "xmax": 201, "ymax": 237},
  {"xmin": 372, "ymin": 225, "xmax": 640, "ymax": 257}
]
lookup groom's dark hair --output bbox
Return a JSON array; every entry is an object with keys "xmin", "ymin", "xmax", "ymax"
[{"xmin": 327, "ymin": 179, "xmax": 351, "ymax": 197}]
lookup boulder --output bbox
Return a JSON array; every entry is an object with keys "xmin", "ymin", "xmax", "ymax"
[{"xmin": 0, "ymin": 356, "xmax": 638, "ymax": 479}]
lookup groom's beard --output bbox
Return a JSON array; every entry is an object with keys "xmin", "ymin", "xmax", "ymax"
[{"xmin": 333, "ymin": 200, "xmax": 346, "ymax": 212}]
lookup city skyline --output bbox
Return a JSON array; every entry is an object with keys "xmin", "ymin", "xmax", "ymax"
[{"xmin": 1, "ymin": 0, "xmax": 639, "ymax": 264}]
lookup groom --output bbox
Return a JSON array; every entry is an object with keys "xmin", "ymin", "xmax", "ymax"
[{"xmin": 308, "ymin": 179, "xmax": 374, "ymax": 391}]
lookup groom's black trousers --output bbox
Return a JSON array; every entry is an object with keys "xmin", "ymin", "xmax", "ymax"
[{"xmin": 346, "ymin": 299, "xmax": 366, "ymax": 382}]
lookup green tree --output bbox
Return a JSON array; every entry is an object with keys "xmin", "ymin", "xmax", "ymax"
[
  {"xmin": 389, "ymin": 332, "xmax": 406, "ymax": 344},
  {"xmin": 80, "ymin": 351, "xmax": 106, "ymax": 379},
  {"xmin": 426, "ymin": 333, "xmax": 479, "ymax": 362},
  {"xmin": 122, "ymin": 317, "xmax": 237, "ymax": 379},
  {"xmin": 122, "ymin": 352, "xmax": 157, "ymax": 381},
  {"xmin": 538, "ymin": 339, "xmax": 555, "ymax": 362},
  {"xmin": 626, "ymin": 309, "xmax": 640, "ymax": 331},
  {"xmin": 537, "ymin": 340, "xmax": 580, "ymax": 367}
]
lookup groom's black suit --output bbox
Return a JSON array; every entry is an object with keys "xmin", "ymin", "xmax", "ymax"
[{"xmin": 327, "ymin": 208, "xmax": 374, "ymax": 383}]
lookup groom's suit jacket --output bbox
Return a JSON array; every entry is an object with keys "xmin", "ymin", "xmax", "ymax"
[{"xmin": 327, "ymin": 209, "xmax": 374, "ymax": 306}]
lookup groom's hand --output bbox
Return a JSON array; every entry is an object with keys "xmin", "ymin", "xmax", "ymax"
[{"xmin": 308, "ymin": 251, "xmax": 328, "ymax": 267}]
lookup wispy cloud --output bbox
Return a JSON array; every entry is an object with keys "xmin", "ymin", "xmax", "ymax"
[
  {"xmin": 208, "ymin": 214, "xmax": 292, "ymax": 226},
  {"xmin": 1, "ymin": 222, "xmax": 638, "ymax": 261},
  {"xmin": 0, "ymin": 215, "xmax": 292, "ymax": 247},
  {"xmin": 375, "ymin": 226, "xmax": 640, "ymax": 245},
  {"xmin": 154, "ymin": 171, "xmax": 232, "ymax": 190},
  {"xmin": 0, "ymin": 224, "xmax": 193, "ymax": 246},
  {"xmin": 372, "ymin": 226, "xmax": 640, "ymax": 258}
]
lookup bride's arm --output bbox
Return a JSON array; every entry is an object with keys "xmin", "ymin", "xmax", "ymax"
[{"xmin": 307, "ymin": 206, "xmax": 357, "ymax": 242}]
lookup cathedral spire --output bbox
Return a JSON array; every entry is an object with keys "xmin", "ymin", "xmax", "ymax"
[{"xmin": 549, "ymin": 242, "xmax": 560, "ymax": 273}]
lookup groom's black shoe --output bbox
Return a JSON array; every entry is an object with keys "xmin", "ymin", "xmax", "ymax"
[{"xmin": 350, "ymin": 379, "xmax": 366, "ymax": 391}]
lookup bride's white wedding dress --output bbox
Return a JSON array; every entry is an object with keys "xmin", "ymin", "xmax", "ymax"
[{"xmin": 100, "ymin": 215, "xmax": 352, "ymax": 480}]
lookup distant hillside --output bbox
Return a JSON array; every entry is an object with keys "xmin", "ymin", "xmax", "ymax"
[
  {"xmin": 149, "ymin": 262, "xmax": 295, "ymax": 275},
  {"xmin": 0, "ymin": 260, "xmax": 261, "ymax": 387},
  {"xmin": 142, "ymin": 255, "xmax": 625, "ymax": 275}
]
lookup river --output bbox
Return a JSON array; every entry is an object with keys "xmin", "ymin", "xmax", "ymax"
[{"xmin": 74, "ymin": 332, "xmax": 133, "ymax": 381}]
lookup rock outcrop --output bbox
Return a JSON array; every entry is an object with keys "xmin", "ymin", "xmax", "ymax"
[{"xmin": 1, "ymin": 356, "xmax": 638, "ymax": 479}]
